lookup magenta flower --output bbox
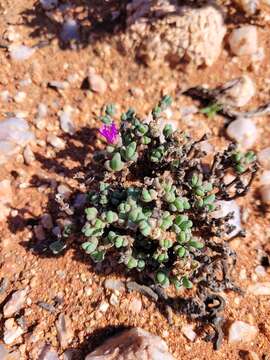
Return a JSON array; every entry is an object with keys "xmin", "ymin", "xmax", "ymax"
[{"xmin": 99, "ymin": 122, "xmax": 119, "ymax": 144}]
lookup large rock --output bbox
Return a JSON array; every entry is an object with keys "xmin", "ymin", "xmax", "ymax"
[
  {"xmin": 85, "ymin": 328, "xmax": 175, "ymax": 360},
  {"xmin": 124, "ymin": 1, "xmax": 226, "ymax": 67}
]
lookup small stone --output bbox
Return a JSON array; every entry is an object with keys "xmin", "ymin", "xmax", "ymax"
[
  {"xmin": 109, "ymin": 293, "xmax": 119, "ymax": 306},
  {"xmin": 217, "ymin": 76, "xmax": 256, "ymax": 107},
  {"xmin": 0, "ymin": 90, "xmax": 10, "ymax": 102},
  {"xmin": 40, "ymin": 0, "xmax": 58, "ymax": 10},
  {"xmin": 104, "ymin": 279, "xmax": 125, "ymax": 292},
  {"xmin": 130, "ymin": 87, "xmax": 144, "ymax": 98},
  {"xmin": 0, "ymin": 117, "xmax": 35, "ymax": 164},
  {"xmin": 247, "ymin": 282, "xmax": 270, "ymax": 295},
  {"xmin": 47, "ymin": 134, "xmax": 65, "ymax": 149},
  {"xmin": 37, "ymin": 103, "xmax": 48, "ymax": 118},
  {"xmin": 229, "ymin": 26, "xmax": 258, "ymax": 56},
  {"xmin": 3, "ymin": 288, "xmax": 28, "ymax": 318},
  {"xmin": 0, "ymin": 344, "xmax": 9, "ymax": 359},
  {"xmin": 59, "ymin": 106, "xmax": 75, "ymax": 135},
  {"xmin": 55, "ymin": 314, "xmax": 74, "ymax": 348},
  {"xmin": 88, "ymin": 72, "xmax": 107, "ymax": 94},
  {"xmin": 246, "ymin": 351, "xmax": 260, "ymax": 360},
  {"xmin": 9, "ymin": 45, "xmax": 35, "ymax": 61},
  {"xmin": 181, "ymin": 325, "xmax": 197, "ymax": 342},
  {"xmin": 63, "ymin": 349, "xmax": 79, "ymax": 360},
  {"xmin": 57, "ymin": 184, "xmax": 72, "ymax": 199},
  {"xmin": 99, "ymin": 301, "xmax": 109, "ymax": 313},
  {"xmin": 84, "ymin": 287, "xmax": 93, "ymax": 296},
  {"xmin": 3, "ymin": 319, "xmax": 24, "ymax": 345},
  {"xmin": 0, "ymin": 180, "xmax": 13, "ymax": 221},
  {"xmin": 23, "ymin": 145, "xmax": 35, "ymax": 165},
  {"xmin": 60, "ymin": 19, "xmax": 80, "ymax": 42},
  {"xmin": 49, "ymin": 81, "xmax": 69, "ymax": 90},
  {"xmin": 260, "ymin": 185, "xmax": 270, "ymax": 205},
  {"xmin": 212, "ymin": 200, "xmax": 241, "ymax": 238},
  {"xmin": 41, "ymin": 213, "xmax": 53, "ymax": 230},
  {"xmin": 260, "ymin": 170, "xmax": 270, "ymax": 185},
  {"xmin": 228, "ymin": 321, "xmax": 257, "ymax": 343},
  {"xmin": 226, "ymin": 118, "xmax": 257, "ymax": 149},
  {"xmin": 255, "ymin": 265, "xmax": 266, "ymax": 277},
  {"xmin": 129, "ymin": 298, "xmax": 142, "ymax": 314},
  {"xmin": 258, "ymin": 148, "xmax": 270, "ymax": 169},
  {"xmin": 34, "ymin": 225, "xmax": 46, "ymax": 241},
  {"xmin": 237, "ymin": 0, "xmax": 258, "ymax": 14},
  {"xmin": 85, "ymin": 327, "xmax": 175, "ymax": 359},
  {"xmin": 38, "ymin": 344, "xmax": 59, "ymax": 360},
  {"xmin": 14, "ymin": 92, "xmax": 26, "ymax": 104}
]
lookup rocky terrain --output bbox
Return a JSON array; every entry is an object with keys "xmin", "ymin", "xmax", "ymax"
[{"xmin": 0, "ymin": 0, "xmax": 270, "ymax": 359}]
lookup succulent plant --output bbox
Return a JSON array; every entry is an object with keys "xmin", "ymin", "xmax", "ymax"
[{"xmin": 80, "ymin": 96, "xmax": 257, "ymax": 291}]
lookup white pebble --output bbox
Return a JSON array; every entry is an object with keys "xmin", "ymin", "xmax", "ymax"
[
  {"xmin": 23, "ymin": 145, "xmax": 35, "ymax": 165},
  {"xmin": 247, "ymin": 282, "xmax": 270, "ymax": 295},
  {"xmin": 9, "ymin": 45, "xmax": 35, "ymax": 61},
  {"xmin": 254, "ymin": 265, "xmax": 266, "ymax": 277},
  {"xmin": 88, "ymin": 72, "xmax": 107, "ymax": 94},
  {"xmin": 47, "ymin": 134, "xmax": 65, "ymax": 149},
  {"xmin": 99, "ymin": 302, "xmax": 109, "ymax": 313},
  {"xmin": 59, "ymin": 106, "xmax": 75, "ymax": 135},
  {"xmin": 226, "ymin": 117, "xmax": 257, "ymax": 149},
  {"xmin": 228, "ymin": 321, "xmax": 257, "ymax": 343},
  {"xmin": 181, "ymin": 325, "xmax": 197, "ymax": 342},
  {"xmin": 229, "ymin": 26, "xmax": 258, "ymax": 56}
]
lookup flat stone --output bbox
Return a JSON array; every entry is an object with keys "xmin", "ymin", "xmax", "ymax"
[
  {"xmin": 85, "ymin": 327, "xmax": 175, "ymax": 360},
  {"xmin": 228, "ymin": 321, "xmax": 257, "ymax": 343},
  {"xmin": 55, "ymin": 314, "xmax": 74, "ymax": 348},
  {"xmin": 3, "ymin": 288, "xmax": 28, "ymax": 318}
]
